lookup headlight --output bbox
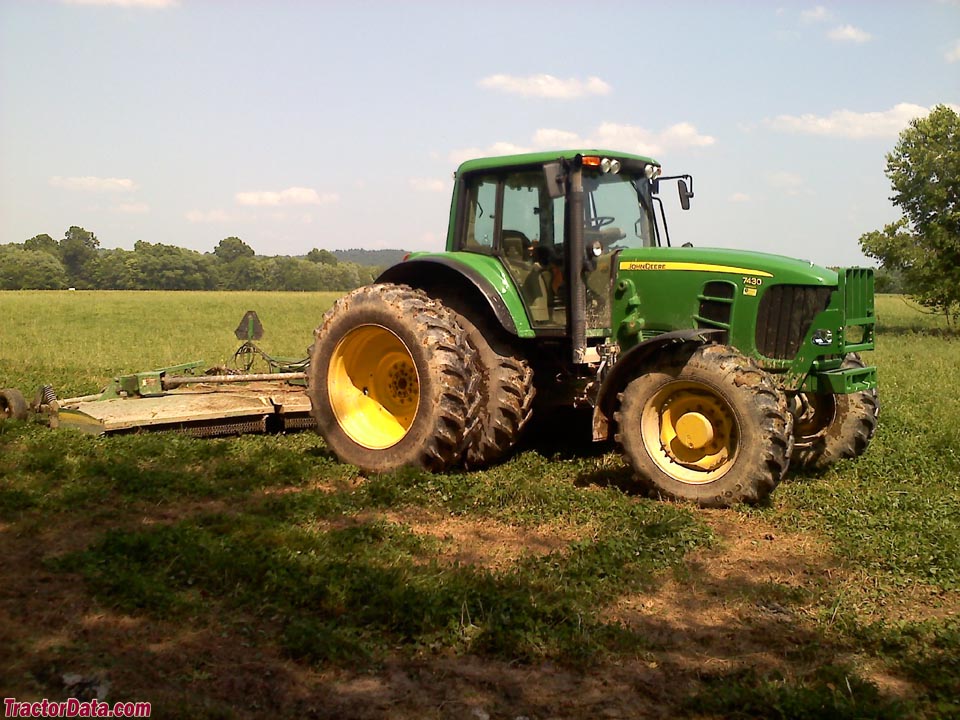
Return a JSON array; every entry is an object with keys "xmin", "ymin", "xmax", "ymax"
[{"xmin": 811, "ymin": 329, "xmax": 833, "ymax": 347}]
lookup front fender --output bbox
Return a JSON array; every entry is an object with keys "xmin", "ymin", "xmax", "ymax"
[{"xmin": 592, "ymin": 329, "xmax": 724, "ymax": 441}]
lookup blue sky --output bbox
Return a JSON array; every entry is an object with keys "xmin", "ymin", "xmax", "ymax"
[{"xmin": 1, "ymin": 0, "xmax": 958, "ymax": 267}]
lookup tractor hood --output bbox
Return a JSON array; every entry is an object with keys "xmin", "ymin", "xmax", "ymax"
[{"xmin": 615, "ymin": 246, "xmax": 839, "ymax": 287}]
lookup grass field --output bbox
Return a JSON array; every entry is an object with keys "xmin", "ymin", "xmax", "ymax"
[{"xmin": 1, "ymin": 291, "xmax": 958, "ymax": 719}]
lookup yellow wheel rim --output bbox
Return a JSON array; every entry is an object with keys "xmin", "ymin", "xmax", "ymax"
[
  {"xmin": 327, "ymin": 325, "xmax": 420, "ymax": 450},
  {"xmin": 640, "ymin": 381, "xmax": 739, "ymax": 484}
]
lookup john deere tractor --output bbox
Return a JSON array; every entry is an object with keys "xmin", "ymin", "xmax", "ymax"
[{"xmin": 307, "ymin": 150, "xmax": 878, "ymax": 507}]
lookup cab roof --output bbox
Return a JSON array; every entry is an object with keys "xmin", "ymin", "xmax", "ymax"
[{"xmin": 455, "ymin": 149, "xmax": 660, "ymax": 176}]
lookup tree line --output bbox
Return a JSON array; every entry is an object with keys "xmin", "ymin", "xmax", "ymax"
[{"xmin": 0, "ymin": 231, "xmax": 387, "ymax": 291}]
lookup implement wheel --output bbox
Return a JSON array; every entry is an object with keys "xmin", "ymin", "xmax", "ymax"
[
  {"xmin": 615, "ymin": 344, "xmax": 793, "ymax": 507},
  {"xmin": 308, "ymin": 284, "xmax": 479, "ymax": 473},
  {"xmin": 1, "ymin": 388, "xmax": 28, "ymax": 421},
  {"xmin": 791, "ymin": 353, "xmax": 878, "ymax": 470}
]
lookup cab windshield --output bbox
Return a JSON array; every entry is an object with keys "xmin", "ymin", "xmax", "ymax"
[{"xmin": 582, "ymin": 170, "xmax": 657, "ymax": 250}]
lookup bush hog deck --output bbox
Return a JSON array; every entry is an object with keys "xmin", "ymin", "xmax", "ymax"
[{"xmin": 2, "ymin": 311, "xmax": 314, "ymax": 437}]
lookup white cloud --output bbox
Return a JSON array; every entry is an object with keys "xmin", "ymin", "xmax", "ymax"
[
  {"xmin": 63, "ymin": 0, "xmax": 178, "ymax": 7},
  {"xmin": 730, "ymin": 192, "xmax": 752, "ymax": 203},
  {"xmin": 50, "ymin": 176, "xmax": 137, "ymax": 192},
  {"xmin": 114, "ymin": 202, "xmax": 150, "ymax": 214},
  {"xmin": 946, "ymin": 40, "xmax": 960, "ymax": 63},
  {"xmin": 532, "ymin": 128, "xmax": 583, "ymax": 147},
  {"xmin": 828, "ymin": 24, "xmax": 872, "ymax": 43},
  {"xmin": 478, "ymin": 74, "xmax": 612, "ymax": 99},
  {"xmin": 658, "ymin": 122, "xmax": 717, "ymax": 149},
  {"xmin": 185, "ymin": 209, "xmax": 231, "ymax": 223},
  {"xmin": 767, "ymin": 171, "xmax": 812, "ymax": 196},
  {"xmin": 449, "ymin": 122, "xmax": 714, "ymax": 165},
  {"xmin": 409, "ymin": 178, "xmax": 447, "ymax": 193},
  {"xmin": 449, "ymin": 142, "xmax": 532, "ymax": 166},
  {"xmin": 591, "ymin": 123, "xmax": 662, "ymax": 155},
  {"xmin": 801, "ymin": 6, "xmax": 830, "ymax": 22},
  {"xmin": 235, "ymin": 187, "xmax": 339, "ymax": 207},
  {"xmin": 768, "ymin": 171, "xmax": 805, "ymax": 188},
  {"xmin": 767, "ymin": 102, "xmax": 960, "ymax": 139}
]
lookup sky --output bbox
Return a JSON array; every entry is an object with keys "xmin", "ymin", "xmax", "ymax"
[{"xmin": 1, "ymin": 0, "xmax": 958, "ymax": 267}]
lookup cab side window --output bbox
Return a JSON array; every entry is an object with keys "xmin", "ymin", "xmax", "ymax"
[
  {"xmin": 459, "ymin": 168, "xmax": 566, "ymax": 328},
  {"xmin": 464, "ymin": 176, "xmax": 497, "ymax": 250}
]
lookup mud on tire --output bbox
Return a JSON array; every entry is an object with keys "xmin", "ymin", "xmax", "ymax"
[
  {"xmin": 453, "ymin": 311, "xmax": 534, "ymax": 468},
  {"xmin": 615, "ymin": 344, "xmax": 793, "ymax": 507},
  {"xmin": 308, "ymin": 284, "xmax": 479, "ymax": 473},
  {"xmin": 791, "ymin": 353, "xmax": 879, "ymax": 470}
]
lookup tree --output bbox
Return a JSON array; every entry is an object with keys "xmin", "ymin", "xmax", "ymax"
[
  {"xmin": 0, "ymin": 246, "xmax": 68, "ymax": 289},
  {"xmin": 306, "ymin": 247, "xmax": 338, "ymax": 265},
  {"xmin": 214, "ymin": 237, "xmax": 255, "ymax": 263},
  {"xmin": 859, "ymin": 104, "xmax": 960, "ymax": 324},
  {"xmin": 133, "ymin": 241, "xmax": 216, "ymax": 290},
  {"xmin": 89, "ymin": 248, "xmax": 141, "ymax": 289},
  {"xmin": 24, "ymin": 233, "xmax": 59, "ymax": 257},
  {"xmin": 60, "ymin": 226, "xmax": 100, "ymax": 287}
]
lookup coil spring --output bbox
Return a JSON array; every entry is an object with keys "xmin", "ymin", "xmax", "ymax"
[{"xmin": 40, "ymin": 385, "xmax": 57, "ymax": 405}]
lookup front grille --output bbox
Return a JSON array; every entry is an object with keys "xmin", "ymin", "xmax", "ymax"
[
  {"xmin": 696, "ymin": 281, "xmax": 735, "ymax": 343},
  {"xmin": 755, "ymin": 285, "xmax": 832, "ymax": 359}
]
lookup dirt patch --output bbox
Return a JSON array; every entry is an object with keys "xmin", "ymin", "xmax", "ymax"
[{"xmin": 383, "ymin": 508, "xmax": 583, "ymax": 571}]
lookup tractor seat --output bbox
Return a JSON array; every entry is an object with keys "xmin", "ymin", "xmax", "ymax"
[{"xmin": 501, "ymin": 230, "xmax": 531, "ymax": 260}]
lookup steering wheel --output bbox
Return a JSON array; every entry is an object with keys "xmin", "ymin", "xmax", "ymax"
[{"xmin": 587, "ymin": 216, "xmax": 615, "ymax": 230}]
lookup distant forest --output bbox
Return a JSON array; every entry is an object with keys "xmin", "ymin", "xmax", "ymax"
[{"xmin": 0, "ymin": 227, "xmax": 410, "ymax": 291}]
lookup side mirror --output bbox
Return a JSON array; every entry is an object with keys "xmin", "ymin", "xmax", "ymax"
[
  {"xmin": 678, "ymin": 179, "xmax": 693, "ymax": 211},
  {"xmin": 543, "ymin": 162, "xmax": 566, "ymax": 200}
]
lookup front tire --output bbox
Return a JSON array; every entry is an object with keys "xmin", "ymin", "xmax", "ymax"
[
  {"xmin": 615, "ymin": 344, "xmax": 793, "ymax": 507},
  {"xmin": 308, "ymin": 284, "xmax": 478, "ymax": 473},
  {"xmin": 791, "ymin": 353, "xmax": 878, "ymax": 470}
]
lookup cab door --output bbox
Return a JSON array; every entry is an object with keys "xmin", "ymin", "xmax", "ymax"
[{"xmin": 460, "ymin": 168, "xmax": 567, "ymax": 330}]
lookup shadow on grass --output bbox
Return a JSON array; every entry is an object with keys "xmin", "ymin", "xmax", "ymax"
[
  {"xmin": 517, "ymin": 407, "xmax": 613, "ymax": 461},
  {"xmin": 3, "ymin": 510, "xmax": 936, "ymax": 719},
  {"xmin": 1, "ymin": 421, "xmax": 956, "ymax": 718},
  {"xmin": 0, "ymin": 423, "xmax": 342, "ymax": 519}
]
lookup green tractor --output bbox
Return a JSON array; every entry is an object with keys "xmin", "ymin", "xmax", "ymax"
[{"xmin": 307, "ymin": 150, "xmax": 878, "ymax": 507}]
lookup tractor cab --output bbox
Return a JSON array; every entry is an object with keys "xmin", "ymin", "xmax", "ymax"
[{"xmin": 453, "ymin": 151, "xmax": 665, "ymax": 338}]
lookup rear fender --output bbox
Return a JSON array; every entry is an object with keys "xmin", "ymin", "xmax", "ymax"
[
  {"xmin": 592, "ymin": 329, "xmax": 724, "ymax": 441},
  {"xmin": 377, "ymin": 256, "xmax": 535, "ymax": 338}
]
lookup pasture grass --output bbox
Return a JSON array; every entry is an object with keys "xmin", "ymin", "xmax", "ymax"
[
  {"xmin": 0, "ymin": 290, "xmax": 341, "ymax": 395},
  {"xmin": 1, "ymin": 291, "xmax": 958, "ymax": 718}
]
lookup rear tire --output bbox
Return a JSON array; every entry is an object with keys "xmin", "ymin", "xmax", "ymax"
[
  {"xmin": 454, "ymin": 311, "xmax": 535, "ymax": 468},
  {"xmin": 615, "ymin": 344, "xmax": 793, "ymax": 507},
  {"xmin": 308, "ymin": 284, "xmax": 479, "ymax": 473},
  {"xmin": 791, "ymin": 353, "xmax": 878, "ymax": 470},
  {"xmin": 1, "ymin": 388, "xmax": 28, "ymax": 421}
]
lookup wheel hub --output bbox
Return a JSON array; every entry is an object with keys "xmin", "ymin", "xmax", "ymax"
[
  {"xmin": 641, "ymin": 383, "xmax": 739, "ymax": 483},
  {"xmin": 674, "ymin": 411, "xmax": 715, "ymax": 449},
  {"xmin": 327, "ymin": 325, "xmax": 420, "ymax": 450}
]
